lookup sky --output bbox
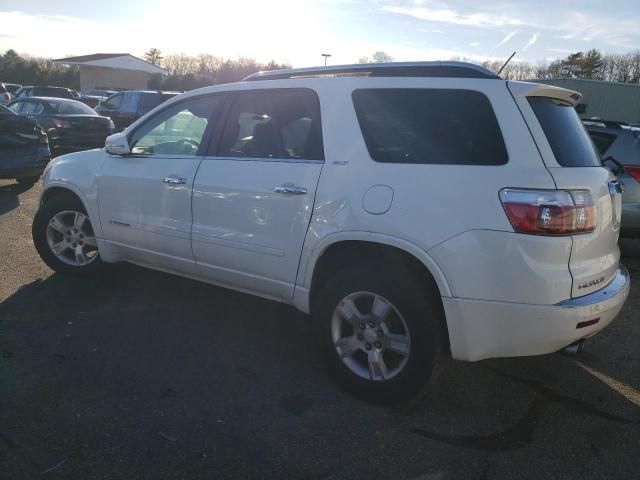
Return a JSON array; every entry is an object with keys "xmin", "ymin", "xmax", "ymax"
[{"xmin": 1, "ymin": 0, "xmax": 639, "ymax": 67}]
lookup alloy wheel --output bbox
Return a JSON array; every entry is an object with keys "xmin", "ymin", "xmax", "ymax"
[
  {"xmin": 330, "ymin": 291, "xmax": 411, "ymax": 381},
  {"xmin": 45, "ymin": 210, "xmax": 98, "ymax": 266}
]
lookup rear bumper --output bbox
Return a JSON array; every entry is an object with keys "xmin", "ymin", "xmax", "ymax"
[
  {"xmin": 443, "ymin": 265, "xmax": 630, "ymax": 361},
  {"xmin": 0, "ymin": 164, "xmax": 47, "ymax": 179}
]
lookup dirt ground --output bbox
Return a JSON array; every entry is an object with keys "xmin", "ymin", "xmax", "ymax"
[{"xmin": 1, "ymin": 179, "xmax": 638, "ymax": 479}]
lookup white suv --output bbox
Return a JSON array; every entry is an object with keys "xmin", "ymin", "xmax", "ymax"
[{"xmin": 32, "ymin": 62, "xmax": 630, "ymax": 402}]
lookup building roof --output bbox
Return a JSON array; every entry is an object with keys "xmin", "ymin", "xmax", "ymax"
[{"xmin": 53, "ymin": 53, "xmax": 167, "ymax": 74}]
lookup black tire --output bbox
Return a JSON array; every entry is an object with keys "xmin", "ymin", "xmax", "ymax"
[
  {"xmin": 16, "ymin": 176, "xmax": 39, "ymax": 186},
  {"xmin": 32, "ymin": 194, "xmax": 104, "ymax": 275},
  {"xmin": 312, "ymin": 263, "xmax": 448, "ymax": 404}
]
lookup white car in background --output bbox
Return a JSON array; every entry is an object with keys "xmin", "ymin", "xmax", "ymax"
[{"xmin": 32, "ymin": 62, "xmax": 630, "ymax": 403}]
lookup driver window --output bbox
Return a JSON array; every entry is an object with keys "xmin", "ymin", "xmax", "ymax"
[{"xmin": 129, "ymin": 96, "xmax": 221, "ymax": 156}]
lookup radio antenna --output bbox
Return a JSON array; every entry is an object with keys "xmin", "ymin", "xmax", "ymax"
[{"xmin": 497, "ymin": 51, "xmax": 516, "ymax": 76}]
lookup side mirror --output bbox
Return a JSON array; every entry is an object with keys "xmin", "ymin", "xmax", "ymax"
[{"xmin": 105, "ymin": 132, "xmax": 130, "ymax": 155}]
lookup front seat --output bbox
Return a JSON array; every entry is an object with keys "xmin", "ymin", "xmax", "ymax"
[{"xmin": 241, "ymin": 122, "xmax": 285, "ymax": 158}]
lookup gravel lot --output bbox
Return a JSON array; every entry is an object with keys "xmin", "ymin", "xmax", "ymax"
[{"xmin": 1, "ymin": 179, "xmax": 639, "ymax": 480}]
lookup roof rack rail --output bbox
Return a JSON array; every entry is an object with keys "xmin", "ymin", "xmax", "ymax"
[{"xmin": 243, "ymin": 61, "xmax": 500, "ymax": 81}]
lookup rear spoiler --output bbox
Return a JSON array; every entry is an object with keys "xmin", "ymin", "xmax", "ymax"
[{"xmin": 507, "ymin": 81, "xmax": 582, "ymax": 105}]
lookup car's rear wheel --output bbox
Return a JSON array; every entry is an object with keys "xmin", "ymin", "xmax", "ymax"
[
  {"xmin": 32, "ymin": 195, "xmax": 103, "ymax": 275},
  {"xmin": 312, "ymin": 263, "xmax": 447, "ymax": 404}
]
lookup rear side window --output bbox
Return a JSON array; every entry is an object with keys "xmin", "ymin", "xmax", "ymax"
[
  {"xmin": 139, "ymin": 93, "xmax": 172, "ymax": 110},
  {"xmin": 218, "ymin": 89, "xmax": 323, "ymax": 160},
  {"xmin": 527, "ymin": 97, "xmax": 601, "ymax": 167},
  {"xmin": 33, "ymin": 87, "xmax": 73, "ymax": 99},
  {"xmin": 352, "ymin": 89, "xmax": 507, "ymax": 165},
  {"xmin": 21, "ymin": 101, "xmax": 44, "ymax": 115},
  {"xmin": 587, "ymin": 130, "xmax": 617, "ymax": 155}
]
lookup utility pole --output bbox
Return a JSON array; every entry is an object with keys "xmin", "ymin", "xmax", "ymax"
[{"xmin": 321, "ymin": 53, "xmax": 332, "ymax": 66}]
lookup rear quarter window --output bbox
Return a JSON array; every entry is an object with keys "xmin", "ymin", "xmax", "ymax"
[
  {"xmin": 527, "ymin": 96, "xmax": 601, "ymax": 167},
  {"xmin": 352, "ymin": 88, "xmax": 508, "ymax": 165}
]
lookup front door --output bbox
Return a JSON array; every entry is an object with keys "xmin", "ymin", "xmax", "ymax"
[
  {"xmin": 97, "ymin": 94, "xmax": 224, "ymax": 274},
  {"xmin": 192, "ymin": 88, "xmax": 324, "ymax": 300}
]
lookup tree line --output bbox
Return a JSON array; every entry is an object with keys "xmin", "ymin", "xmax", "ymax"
[
  {"xmin": 145, "ymin": 50, "xmax": 290, "ymax": 90},
  {"xmin": 0, "ymin": 49, "xmax": 80, "ymax": 89},
  {"xmin": 2, "ymin": 48, "xmax": 640, "ymax": 93},
  {"xmin": 480, "ymin": 49, "xmax": 640, "ymax": 82}
]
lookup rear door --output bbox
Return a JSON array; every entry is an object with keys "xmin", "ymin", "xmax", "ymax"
[
  {"xmin": 510, "ymin": 82, "xmax": 622, "ymax": 297},
  {"xmin": 191, "ymin": 88, "xmax": 324, "ymax": 301}
]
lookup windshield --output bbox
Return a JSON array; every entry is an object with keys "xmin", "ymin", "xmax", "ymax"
[{"xmin": 527, "ymin": 96, "xmax": 601, "ymax": 167}]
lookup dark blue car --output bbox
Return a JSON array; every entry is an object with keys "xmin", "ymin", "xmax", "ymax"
[{"xmin": 0, "ymin": 104, "xmax": 51, "ymax": 186}]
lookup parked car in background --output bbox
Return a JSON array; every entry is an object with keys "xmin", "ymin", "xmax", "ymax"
[
  {"xmin": 14, "ymin": 86, "xmax": 76, "ymax": 100},
  {"xmin": 79, "ymin": 90, "xmax": 117, "ymax": 109},
  {"xmin": 95, "ymin": 90, "xmax": 178, "ymax": 130},
  {"xmin": 584, "ymin": 119, "xmax": 640, "ymax": 238},
  {"xmin": 3, "ymin": 83, "xmax": 22, "ymax": 96},
  {"xmin": 0, "ymin": 83, "xmax": 12, "ymax": 105},
  {"xmin": 7, "ymin": 97, "xmax": 114, "ymax": 157},
  {"xmin": 32, "ymin": 62, "xmax": 629, "ymax": 403},
  {"xmin": 83, "ymin": 89, "xmax": 117, "ymax": 98},
  {"xmin": 0, "ymin": 104, "xmax": 51, "ymax": 186}
]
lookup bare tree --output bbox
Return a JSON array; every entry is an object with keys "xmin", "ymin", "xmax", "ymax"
[{"xmin": 359, "ymin": 51, "xmax": 394, "ymax": 64}]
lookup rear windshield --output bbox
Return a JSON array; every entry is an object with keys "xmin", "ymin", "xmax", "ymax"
[
  {"xmin": 47, "ymin": 100, "xmax": 97, "ymax": 115},
  {"xmin": 352, "ymin": 89, "xmax": 508, "ymax": 165},
  {"xmin": 527, "ymin": 96, "xmax": 601, "ymax": 167}
]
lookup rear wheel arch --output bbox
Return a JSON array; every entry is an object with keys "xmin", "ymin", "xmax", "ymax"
[
  {"xmin": 308, "ymin": 240, "xmax": 450, "ymax": 346},
  {"xmin": 308, "ymin": 237, "xmax": 450, "ymax": 300}
]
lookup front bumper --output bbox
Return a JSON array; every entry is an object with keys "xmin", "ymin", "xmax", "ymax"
[{"xmin": 443, "ymin": 265, "xmax": 631, "ymax": 361}]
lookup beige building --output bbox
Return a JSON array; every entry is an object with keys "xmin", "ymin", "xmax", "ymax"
[{"xmin": 53, "ymin": 53, "xmax": 167, "ymax": 93}]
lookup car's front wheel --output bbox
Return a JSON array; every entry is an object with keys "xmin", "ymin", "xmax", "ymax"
[
  {"xmin": 32, "ymin": 194, "xmax": 103, "ymax": 275},
  {"xmin": 313, "ymin": 263, "xmax": 448, "ymax": 404}
]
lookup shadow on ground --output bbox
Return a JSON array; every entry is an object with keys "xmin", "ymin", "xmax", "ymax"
[
  {"xmin": 1, "ymin": 259, "xmax": 638, "ymax": 479},
  {"xmin": 0, "ymin": 181, "xmax": 34, "ymax": 216}
]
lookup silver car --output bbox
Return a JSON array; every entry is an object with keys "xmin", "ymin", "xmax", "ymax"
[{"xmin": 585, "ymin": 120, "xmax": 640, "ymax": 238}]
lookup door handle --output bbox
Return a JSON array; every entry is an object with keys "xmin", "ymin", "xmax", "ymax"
[
  {"xmin": 163, "ymin": 176, "xmax": 187, "ymax": 185},
  {"xmin": 274, "ymin": 183, "xmax": 307, "ymax": 195}
]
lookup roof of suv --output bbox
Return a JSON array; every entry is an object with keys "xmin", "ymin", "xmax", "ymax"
[{"xmin": 244, "ymin": 61, "xmax": 500, "ymax": 81}]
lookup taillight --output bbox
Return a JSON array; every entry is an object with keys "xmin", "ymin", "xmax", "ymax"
[
  {"xmin": 500, "ymin": 189, "xmax": 596, "ymax": 235},
  {"xmin": 624, "ymin": 165, "xmax": 640, "ymax": 183}
]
